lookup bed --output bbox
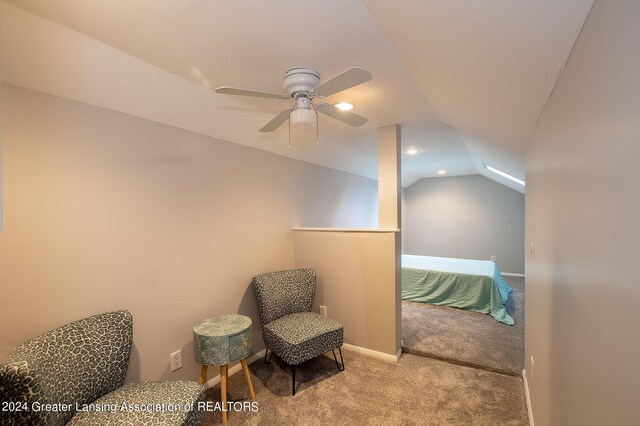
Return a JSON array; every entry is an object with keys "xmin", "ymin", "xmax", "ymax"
[{"xmin": 402, "ymin": 255, "xmax": 514, "ymax": 325}]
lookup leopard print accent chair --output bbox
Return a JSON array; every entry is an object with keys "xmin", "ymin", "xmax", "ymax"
[
  {"xmin": 253, "ymin": 268, "xmax": 317, "ymax": 325},
  {"xmin": 0, "ymin": 311, "xmax": 203, "ymax": 426},
  {"xmin": 252, "ymin": 269, "xmax": 344, "ymax": 366}
]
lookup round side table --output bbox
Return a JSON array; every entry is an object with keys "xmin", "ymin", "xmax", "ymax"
[{"xmin": 193, "ymin": 314, "xmax": 255, "ymax": 424}]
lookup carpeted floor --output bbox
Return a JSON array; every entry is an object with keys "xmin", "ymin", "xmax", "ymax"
[
  {"xmin": 202, "ymin": 349, "xmax": 528, "ymax": 425},
  {"xmin": 402, "ymin": 276, "xmax": 525, "ymax": 376}
]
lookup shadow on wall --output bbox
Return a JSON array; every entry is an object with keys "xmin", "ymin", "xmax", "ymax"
[
  {"xmin": 312, "ymin": 273, "xmax": 325, "ymax": 315},
  {"xmin": 125, "ymin": 344, "xmax": 141, "ymax": 383},
  {"xmin": 238, "ymin": 278, "xmax": 265, "ymax": 354}
]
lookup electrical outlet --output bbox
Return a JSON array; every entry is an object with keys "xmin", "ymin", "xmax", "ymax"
[
  {"xmin": 530, "ymin": 356, "xmax": 535, "ymax": 381},
  {"xmin": 170, "ymin": 350, "xmax": 182, "ymax": 372},
  {"xmin": 491, "ymin": 255, "xmax": 496, "ymax": 262},
  {"xmin": 319, "ymin": 305, "xmax": 327, "ymax": 316}
]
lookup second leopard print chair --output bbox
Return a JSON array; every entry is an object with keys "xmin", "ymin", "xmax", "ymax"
[{"xmin": 252, "ymin": 268, "xmax": 344, "ymax": 395}]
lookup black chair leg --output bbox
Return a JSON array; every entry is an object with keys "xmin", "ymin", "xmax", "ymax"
[
  {"xmin": 332, "ymin": 347, "xmax": 345, "ymax": 371},
  {"xmin": 292, "ymin": 365, "xmax": 296, "ymax": 396},
  {"xmin": 264, "ymin": 347, "xmax": 272, "ymax": 364}
]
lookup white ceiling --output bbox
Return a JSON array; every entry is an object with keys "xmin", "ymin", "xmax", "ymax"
[
  {"xmin": 1, "ymin": 0, "xmax": 594, "ymax": 192},
  {"xmin": 363, "ymin": 0, "xmax": 594, "ymax": 152}
]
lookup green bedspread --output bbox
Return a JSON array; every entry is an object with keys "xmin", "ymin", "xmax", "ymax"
[{"xmin": 401, "ymin": 255, "xmax": 514, "ymax": 325}]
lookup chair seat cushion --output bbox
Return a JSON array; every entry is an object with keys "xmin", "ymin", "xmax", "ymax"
[
  {"xmin": 67, "ymin": 381, "xmax": 203, "ymax": 426},
  {"xmin": 263, "ymin": 312, "xmax": 343, "ymax": 366}
]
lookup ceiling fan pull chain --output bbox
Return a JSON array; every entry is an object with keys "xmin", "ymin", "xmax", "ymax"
[
  {"xmin": 288, "ymin": 116, "xmax": 291, "ymax": 149},
  {"xmin": 311, "ymin": 101, "xmax": 319, "ymax": 147},
  {"xmin": 315, "ymin": 110, "xmax": 319, "ymax": 146}
]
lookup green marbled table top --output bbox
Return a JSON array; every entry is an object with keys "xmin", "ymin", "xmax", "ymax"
[{"xmin": 194, "ymin": 314, "xmax": 251, "ymax": 337}]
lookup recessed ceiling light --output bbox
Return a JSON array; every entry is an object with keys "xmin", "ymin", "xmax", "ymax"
[
  {"xmin": 405, "ymin": 148, "xmax": 420, "ymax": 155},
  {"xmin": 334, "ymin": 102, "xmax": 354, "ymax": 111},
  {"xmin": 484, "ymin": 164, "xmax": 525, "ymax": 186},
  {"xmin": 437, "ymin": 170, "xmax": 447, "ymax": 175}
]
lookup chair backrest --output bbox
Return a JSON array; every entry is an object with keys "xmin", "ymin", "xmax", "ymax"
[
  {"xmin": 252, "ymin": 268, "xmax": 316, "ymax": 325},
  {"xmin": 1, "ymin": 311, "xmax": 133, "ymax": 425}
]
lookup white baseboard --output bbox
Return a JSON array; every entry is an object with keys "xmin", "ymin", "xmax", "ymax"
[
  {"xmin": 203, "ymin": 349, "xmax": 266, "ymax": 390},
  {"xmin": 502, "ymin": 273, "xmax": 526, "ymax": 277},
  {"xmin": 522, "ymin": 369, "xmax": 534, "ymax": 426},
  {"xmin": 342, "ymin": 343, "xmax": 399, "ymax": 363}
]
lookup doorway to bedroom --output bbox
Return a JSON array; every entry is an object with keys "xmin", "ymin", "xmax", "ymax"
[{"xmin": 399, "ymin": 171, "xmax": 525, "ymax": 376}]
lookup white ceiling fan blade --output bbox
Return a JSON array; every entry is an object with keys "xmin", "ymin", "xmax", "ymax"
[
  {"xmin": 316, "ymin": 103, "xmax": 368, "ymax": 127},
  {"xmin": 215, "ymin": 86, "xmax": 288, "ymax": 100},
  {"xmin": 260, "ymin": 109, "xmax": 293, "ymax": 132},
  {"xmin": 312, "ymin": 67, "xmax": 372, "ymax": 97}
]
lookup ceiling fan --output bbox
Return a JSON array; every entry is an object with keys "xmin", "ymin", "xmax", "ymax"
[{"xmin": 215, "ymin": 67, "xmax": 372, "ymax": 146}]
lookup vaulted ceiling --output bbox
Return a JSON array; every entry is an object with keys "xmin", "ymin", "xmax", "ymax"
[{"xmin": 1, "ymin": 0, "xmax": 594, "ymax": 192}]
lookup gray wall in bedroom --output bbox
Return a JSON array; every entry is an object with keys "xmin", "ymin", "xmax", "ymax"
[
  {"xmin": 0, "ymin": 84, "xmax": 378, "ymax": 382},
  {"xmin": 524, "ymin": 0, "xmax": 640, "ymax": 424},
  {"xmin": 403, "ymin": 174, "xmax": 524, "ymax": 274}
]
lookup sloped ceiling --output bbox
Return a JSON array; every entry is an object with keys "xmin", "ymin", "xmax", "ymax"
[
  {"xmin": 1, "ymin": 0, "xmax": 594, "ymax": 192},
  {"xmin": 364, "ymin": 0, "xmax": 594, "ymax": 192}
]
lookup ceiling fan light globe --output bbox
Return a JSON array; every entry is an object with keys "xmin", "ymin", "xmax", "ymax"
[{"xmin": 290, "ymin": 109, "xmax": 317, "ymax": 131}]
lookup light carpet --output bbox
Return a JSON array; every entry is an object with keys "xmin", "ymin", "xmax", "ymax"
[
  {"xmin": 202, "ymin": 349, "xmax": 528, "ymax": 425},
  {"xmin": 402, "ymin": 276, "xmax": 525, "ymax": 376}
]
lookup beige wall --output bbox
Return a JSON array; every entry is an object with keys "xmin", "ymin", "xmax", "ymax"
[
  {"xmin": 0, "ymin": 85, "xmax": 378, "ymax": 381},
  {"xmin": 403, "ymin": 175, "xmax": 524, "ymax": 274},
  {"xmin": 525, "ymin": 0, "xmax": 640, "ymax": 424},
  {"xmin": 293, "ymin": 230, "xmax": 400, "ymax": 356}
]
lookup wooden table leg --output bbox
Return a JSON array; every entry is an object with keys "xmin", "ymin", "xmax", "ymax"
[
  {"xmin": 199, "ymin": 365, "xmax": 208, "ymax": 385},
  {"xmin": 240, "ymin": 358, "xmax": 256, "ymax": 400},
  {"xmin": 220, "ymin": 365, "xmax": 228, "ymax": 424}
]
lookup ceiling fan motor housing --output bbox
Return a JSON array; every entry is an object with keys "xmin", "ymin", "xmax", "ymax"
[{"xmin": 283, "ymin": 68, "xmax": 321, "ymax": 97}]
